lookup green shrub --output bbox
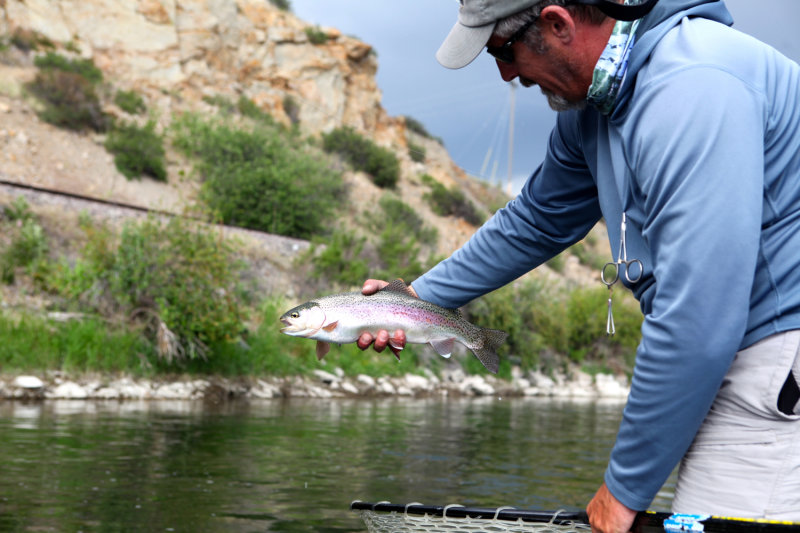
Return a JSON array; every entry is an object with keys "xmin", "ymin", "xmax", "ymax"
[
  {"xmin": 27, "ymin": 52, "xmax": 107, "ymax": 131},
  {"xmin": 378, "ymin": 195, "xmax": 437, "ymax": 246},
  {"xmin": 172, "ymin": 114, "xmax": 345, "ymax": 239},
  {"xmin": 404, "ymin": 115, "xmax": 443, "ymax": 144},
  {"xmin": 546, "ymin": 252, "xmax": 566, "ymax": 273},
  {"xmin": 408, "ymin": 141, "xmax": 426, "ymax": 163},
  {"xmin": 114, "ymin": 89, "xmax": 146, "ymax": 115},
  {"xmin": 570, "ymin": 240, "xmax": 607, "ymax": 271},
  {"xmin": 308, "ymin": 230, "xmax": 369, "ymax": 288},
  {"xmin": 105, "ymin": 120, "xmax": 167, "ymax": 181},
  {"xmin": 304, "ymin": 195, "xmax": 437, "ymax": 288},
  {"xmin": 422, "ymin": 176, "xmax": 484, "ymax": 226},
  {"xmin": 9, "ymin": 29, "xmax": 55, "ymax": 52},
  {"xmin": 321, "ymin": 126, "xmax": 400, "ymax": 188},
  {"xmin": 2, "ymin": 196, "xmax": 34, "ymax": 222},
  {"xmin": 236, "ymin": 96, "xmax": 275, "ymax": 124},
  {"xmin": 374, "ymin": 224, "xmax": 425, "ymax": 282},
  {"xmin": 33, "ymin": 52, "xmax": 103, "ymax": 83},
  {"xmin": 268, "ymin": 0, "xmax": 291, "ymax": 11},
  {"xmin": 27, "ymin": 69, "xmax": 107, "ymax": 131},
  {"xmin": 371, "ymin": 195, "xmax": 437, "ymax": 281},
  {"xmin": 465, "ymin": 279, "xmax": 642, "ymax": 373},
  {"xmin": 113, "ymin": 216, "xmax": 245, "ymax": 361},
  {"xmin": 1, "ymin": 218, "xmax": 49, "ymax": 284},
  {"xmin": 203, "ymin": 94, "xmax": 236, "ymax": 115},
  {"xmin": 305, "ymin": 26, "xmax": 329, "ymax": 45}
]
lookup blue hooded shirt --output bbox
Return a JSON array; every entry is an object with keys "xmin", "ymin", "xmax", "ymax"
[{"xmin": 413, "ymin": 0, "xmax": 800, "ymax": 510}]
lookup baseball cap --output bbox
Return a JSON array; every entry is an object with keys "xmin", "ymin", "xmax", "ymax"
[
  {"xmin": 435, "ymin": 0, "xmax": 660, "ymax": 69},
  {"xmin": 436, "ymin": 0, "xmax": 539, "ymax": 69}
]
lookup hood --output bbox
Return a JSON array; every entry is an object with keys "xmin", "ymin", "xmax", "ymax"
[{"xmin": 612, "ymin": 0, "xmax": 734, "ymax": 115}]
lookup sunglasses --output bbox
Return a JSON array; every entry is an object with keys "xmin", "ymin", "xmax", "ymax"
[{"xmin": 485, "ymin": 17, "xmax": 538, "ymax": 64}]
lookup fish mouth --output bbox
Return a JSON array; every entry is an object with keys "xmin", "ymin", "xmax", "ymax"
[{"xmin": 280, "ymin": 317, "xmax": 297, "ymax": 334}]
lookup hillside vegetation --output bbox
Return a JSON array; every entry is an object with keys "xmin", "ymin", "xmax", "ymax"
[{"xmin": 0, "ymin": 17, "xmax": 643, "ymax": 381}]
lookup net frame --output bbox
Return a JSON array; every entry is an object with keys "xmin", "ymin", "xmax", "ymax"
[{"xmin": 351, "ymin": 501, "xmax": 800, "ymax": 533}]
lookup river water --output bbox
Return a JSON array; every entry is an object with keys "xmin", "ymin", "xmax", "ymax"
[{"xmin": 0, "ymin": 397, "xmax": 675, "ymax": 532}]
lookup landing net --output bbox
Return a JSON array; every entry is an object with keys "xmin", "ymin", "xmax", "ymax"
[
  {"xmin": 352, "ymin": 502, "xmax": 592, "ymax": 533},
  {"xmin": 351, "ymin": 501, "xmax": 800, "ymax": 533}
]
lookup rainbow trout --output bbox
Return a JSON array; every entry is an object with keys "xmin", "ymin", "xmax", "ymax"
[{"xmin": 279, "ymin": 279, "xmax": 507, "ymax": 373}]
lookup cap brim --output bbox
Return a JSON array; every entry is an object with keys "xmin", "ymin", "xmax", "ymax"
[{"xmin": 435, "ymin": 21, "xmax": 496, "ymax": 69}]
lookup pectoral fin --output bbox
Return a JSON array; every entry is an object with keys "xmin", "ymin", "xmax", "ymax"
[
  {"xmin": 430, "ymin": 338, "xmax": 455, "ymax": 359},
  {"xmin": 322, "ymin": 321, "xmax": 338, "ymax": 332},
  {"xmin": 316, "ymin": 341, "xmax": 331, "ymax": 360},
  {"xmin": 388, "ymin": 336, "xmax": 403, "ymax": 362}
]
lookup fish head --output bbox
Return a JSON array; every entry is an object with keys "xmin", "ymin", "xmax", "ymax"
[{"xmin": 280, "ymin": 301, "xmax": 327, "ymax": 338}]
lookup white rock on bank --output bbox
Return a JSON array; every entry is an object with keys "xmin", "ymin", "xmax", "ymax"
[
  {"xmin": 356, "ymin": 374, "xmax": 376, "ymax": 389},
  {"xmin": 339, "ymin": 381, "xmax": 359, "ymax": 395},
  {"xmin": 93, "ymin": 386, "xmax": 121, "ymax": 399},
  {"xmin": 152, "ymin": 382, "xmax": 199, "ymax": 399},
  {"xmin": 251, "ymin": 379, "xmax": 282, "ymax": 398},
  {"xmin": 13, "ymin": 375, "xmax": 44, "ymax": 389},
  {"xmin": 403, "ymin": 373, "xmax": 432, "ymax": 393},
  {"xmin": 595, "ymin": 373, "xmax": 629, "ymax": 398},
  {"xmin": 312, "ymin": 369, "xmax": 339, "ymax": 385},
  {"xmin": 459, "ymin": 375, "xmax": 495, "ymax": 396},
  {"xmin": 48, "ymin": 381, "xmax": 88, "ymax": 399},
  {"xmin": 375, "ymin": 378, "xmax": 396, "ymax": 395},
  {"xmin": 527, "ymin": 371, "xmax": 556, "ymax": 392}
]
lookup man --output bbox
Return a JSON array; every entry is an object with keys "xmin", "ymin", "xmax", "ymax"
[{"xmin": 359, "ymin": 0, "xmax": 800, "ymax": 530}]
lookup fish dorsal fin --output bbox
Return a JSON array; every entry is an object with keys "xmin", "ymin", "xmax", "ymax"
[{"xmin": 380, "ymin": 279, "xmax": 414, "ymax": 297}]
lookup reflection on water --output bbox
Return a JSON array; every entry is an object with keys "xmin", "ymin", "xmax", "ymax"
[{"xmin": 0, "ymin": 398, "xmax": 674, "ymax": 532}]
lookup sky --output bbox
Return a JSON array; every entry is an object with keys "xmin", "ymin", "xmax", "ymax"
[{"xmin": 290, "ymin": 0, "xmax": 800, "ymax": 194}]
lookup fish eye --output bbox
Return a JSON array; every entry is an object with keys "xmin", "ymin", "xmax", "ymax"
[{"xmin": 291, "ymin": 312, "xmax": 299, "ymax": 318}]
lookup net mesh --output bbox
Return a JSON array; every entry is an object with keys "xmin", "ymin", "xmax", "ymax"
[{"xmin": 358, "ymin": 508, "xmax": 592, "ymax": 533}]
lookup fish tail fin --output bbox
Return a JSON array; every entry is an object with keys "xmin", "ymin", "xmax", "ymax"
[{"xmin": 472, "ymin": 328, "xmax": 507, "ymax": 374}]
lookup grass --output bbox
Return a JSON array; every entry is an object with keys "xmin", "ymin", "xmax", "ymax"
[{"xmin": 0, "ymin": 313, "xmax": 154, "ymax": 374}]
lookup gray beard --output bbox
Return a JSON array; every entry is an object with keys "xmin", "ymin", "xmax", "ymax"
[
  {"xmin": 519, "ymin": 77, "xmax": 587, "ymax": 112},
  {"xmin": 541, "ymin": 88, "xmax": 586, "ymax": 112}
]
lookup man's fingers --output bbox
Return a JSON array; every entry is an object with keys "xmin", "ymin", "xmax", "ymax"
[
  {"xmin": 357, "ymin": 332, "xmax": 374, "ymax": 350},
  {"xmin": 359, "ymin": 330, "xmax": 391, "ymax": 352},
  {"xmin": 372, "ymin": 330, "xmax": 390, "ymax": 352},
  {"xmin": 362, "ymin": 279, "xmax": 389, "ymax": 295}
]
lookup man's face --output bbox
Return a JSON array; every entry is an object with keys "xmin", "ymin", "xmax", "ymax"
[{"xmin": 486, "ymin": 22, "xmax": 587, "ymax": 111}]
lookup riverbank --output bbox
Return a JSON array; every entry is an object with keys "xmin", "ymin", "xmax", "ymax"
[{"xmin": 1, "ymin": 366, "xmax": 630, "ymax": 401}]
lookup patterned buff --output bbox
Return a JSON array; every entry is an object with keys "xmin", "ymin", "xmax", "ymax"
[{"xmin": 586, "ymin": 5, "xmax": 641, "ymax": 115}]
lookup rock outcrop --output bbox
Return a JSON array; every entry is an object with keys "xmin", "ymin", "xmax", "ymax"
[{"xmin": 2, "ymin": 0, "xmax": 411, "ymax": 150}]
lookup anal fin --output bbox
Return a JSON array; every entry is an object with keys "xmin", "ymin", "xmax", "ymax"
[{"xmin": 430, "ymin": 338, "xmax": 455, "ymax": 359}]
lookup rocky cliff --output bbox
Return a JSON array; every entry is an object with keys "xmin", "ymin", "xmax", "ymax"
[
  {"xmin": 3, "ymin": 0, "xmax": 392, "ymax": 136},
  {"xmin": 1, "ymin": 0, "xmax": 512, "ymax": 253}
]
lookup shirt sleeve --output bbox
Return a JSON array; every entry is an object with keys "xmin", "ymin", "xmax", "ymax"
[
  {"xmin": 604, "ymin": 67, "xmax": 766, "ymax": 510},
  {"xmin": 412, "ymin": 114, "xmax": 602, "ymax": 309}
]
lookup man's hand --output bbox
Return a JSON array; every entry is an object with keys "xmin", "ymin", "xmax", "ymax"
[
  {"xmin": 587, "ymin": 482, "xmax": 637, "ymax": 533},
  {"xmin": 356, "ymin": 279, "xmax": 415, "ymax": 358}
]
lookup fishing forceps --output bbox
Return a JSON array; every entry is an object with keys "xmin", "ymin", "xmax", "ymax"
[{"xmin": 601, "ymin": 213, "xmax": 643, "ymax": 335}]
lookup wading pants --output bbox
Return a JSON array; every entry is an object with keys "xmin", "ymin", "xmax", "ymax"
[{"xmin": 672, "ymin": 330, "xmax": 800, "ymax": 520}]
